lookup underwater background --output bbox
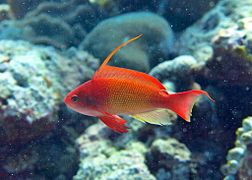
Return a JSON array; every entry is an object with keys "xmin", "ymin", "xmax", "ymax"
[{"xmin": 0, "ymin": 0, "xmax": 251, "ymax": 179}]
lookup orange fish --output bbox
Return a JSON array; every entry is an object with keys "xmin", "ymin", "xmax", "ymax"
[{"xmin": 64, "ymin": 35, "xmax": 213, "ymax": 133}]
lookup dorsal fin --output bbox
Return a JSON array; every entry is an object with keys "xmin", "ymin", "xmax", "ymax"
[
  {"xmin": 94, "ymin": 65, "xmax": 166, "ymax": 90},
  {"xmin": 93, "ymin": 34, "xmax": 166, "ymax": 90}
]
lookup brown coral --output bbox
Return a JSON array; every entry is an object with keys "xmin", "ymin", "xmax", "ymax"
[
  {"xmin": 7, "ymin": 0, "xmax": 44, "ymax": 19},
  {"xmin": 15, "ymin": 0, "xmax": 105, "ymax": 48}
]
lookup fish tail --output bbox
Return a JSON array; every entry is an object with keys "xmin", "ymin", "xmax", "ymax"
[{"xmin": 164, "ymin": 90, "xmax": 214, "ymax": 122}]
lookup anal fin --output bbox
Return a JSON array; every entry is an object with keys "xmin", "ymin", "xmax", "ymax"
[
  {"xmin": 131, "ymin": 109, "xmax": 176, "ymax": 125},
  {"xmin": 99, "ymin": 114, "xmax": 128, "ymax": 133}
]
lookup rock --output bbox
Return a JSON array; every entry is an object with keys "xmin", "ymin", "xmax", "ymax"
[
  {"xmin": 222, "ymin": 117, "xmax": 252, "ymax": 179},
  {"xmin": 7, "ymin": 0, "xmax": 44, "ymax": 19},
  {"xmin": 0, "ymin": 40, "xmax": 98, "ymax": 145},
  {"xmin": 150, "ymin": 55, "xmax": 199, "ymax": 91},
  {"xmin": 81, "ymin": 12, "xmax": 174, "ymax": 72},
  {"xmin": 74, "ymin": 149, "xmax": 155, "ymax": 180},
  {"xmin": 74, "ymin": 123, "xmax": 155, "ymax": 180},
  {"xmin": 0, "ymin": 4, "xmax": 13, "ymax": 21},
  {"xmin": 1, "ymin": 0, "xmax": 107, "ymax": 48},
  {"xmin": 147, "ymin": 138, "xmax": 192, "ymax": 180},
  {"xmin": 1, "ymin": 127, "xmax": 82, "ymax": 179},
  {"xmin": 178, "ymin": 0, "xmax": 252, "ymax": 86}
]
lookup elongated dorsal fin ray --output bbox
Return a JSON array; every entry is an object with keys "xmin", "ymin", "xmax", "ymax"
[
  {"xmin": 95, "ymin": 34, "xmax": 142, "ymax": 73},
  {"xmin": 131, "ymin": 109, "xmax": 176, "ymax": 125},
  {"xmin": 93, "ymin": 34, "xmax": 166, "ymax": 90},
  {"xmin": 94, "ymin": 65, "xmax": 166, "ymax": 90}
]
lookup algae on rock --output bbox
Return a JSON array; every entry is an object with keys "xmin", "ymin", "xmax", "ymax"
[
  {"xmin": 222, "ymin": 117, "xmax": 252, "ymax": 179},
  {"xmin": 74, "ymin": 122, "xmax": 155, "ymax": 180},
  {"xmin": 178, "ymin": 0, "xmax": 252, "ymax": 85},
  {"xmin": 0, "ymin": 40, "xmax": 98, "ymax": 145},
  {"xmin": 147, "ymin": 138, "xmax": 192, "ymax": 180}
]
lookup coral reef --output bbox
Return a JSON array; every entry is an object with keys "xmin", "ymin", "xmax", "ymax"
[
  {"xmin": 0, "ymin": 0, "xmax": 107, "ymax": 48},
  {"xmin": 0, "ymin": 0, "xmax": 218, "ymax": 49},
  {"xmin": 0, "ymin": 40, "xmax": 99, "ymax": 178},
  {"xmin": 7, "ymin": 0, "xmax": 43, "ymax": 19},
  {"xmin": 73, "ymin": 111, "xmax": 193, "ymax": 180},
  {"xmin": 1, "ymin": 0, "xmax": 217, "ymax": 49},
  {"xmin": 170, "ymin": 1, "xmax": 252, "ymax": 177},
  {"xmin": 222, "ymin": 117, "xmax": 252, "ymax": 179},
  {"xmin": 0, "ymin": 4, "xmax": 12, "ymax": 21},
  {"xmin": 147, "ymin": 138, "xmax": 192, "ymax": 180},
  {"xmin": 0, "ymin": 39, "xmax": 98, "ymax": 145},
  {"xmin": 178, "ymin": 0, "xmax": 252, "ymax": 86},
  {"xmin": 0, "ymin": 0, "xmax": 251, "ymax": 179},
  {"xmin": 74, "ymin": 122, "xmax": 155, "ymax": 180},
  {"xmin": 21, "ymin": 0, "xmax": 102, "ymax": 48},
  {"xmin": 21, "ymin": 14, "xmax": 76, "ymax": 49},
  {"xmin": 24, "ymin": 0, "xmax": 104, "ymax": 32},
  {"xmin": 75, "ymin": 142, "xmax": 154, "ymax": 180},
  {"xmin": 81, "ymin": 12, "xmax": 174, "ymax": 72},
  {"xmin": 150, "ymin": 55, "xmax": 201, "ymax": 91},
  {"xmin": 1, "ymin": 133, "xmax": 79, "ymax": 179}
]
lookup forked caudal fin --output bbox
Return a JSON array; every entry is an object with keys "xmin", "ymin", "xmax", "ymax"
[{"xmin": 164, "ymin": 90, "xmax": 214, "ymax": 122}]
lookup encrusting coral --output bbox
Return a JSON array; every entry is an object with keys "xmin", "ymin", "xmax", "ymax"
[
  {"xmin": 150, "ymin": 55, "xmax": 201, "ymax": 91},
  {"xmin": 147, "ymin": 138, "xmax": 192, "ymax": 180},
  {"xmin": 178, "ymin": 0, "xmax": 252, "ymax": 86},
  {"xmin": 0, "ymin": 4, "xmax": 13, "ymax": 21},
  {"xmin": 0, "ymin": 0, "xmax": 107, "ymax": 49},
  {"xmin": 222, "ymin": 117, "xmax": 252, "ymax": 179},
  {"xmin": 73, "ymin": 114, "xmax": 192, "ymax": 180},
  {"xmin": 21, "ymin": 14, "xmax": 76, "ymax": 49},
  {"xmin": 73, "ymin": 122, "xmax": 155, "ymax": 180},
  {"xmin": 0, "ymin": 40, "xmax": 98, "ymax": 145},
  {"xmin": 7, "ymin": 0, "xmax": 43, "ymax": 19},
  {"xmin": 0, "ymin": 40, "xmax": 99, "ymax": 178}
]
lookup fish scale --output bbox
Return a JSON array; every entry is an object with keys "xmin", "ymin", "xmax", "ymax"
[{"xmin": 100, "ymin": 78, "xmax": 158, "ymax": 114}]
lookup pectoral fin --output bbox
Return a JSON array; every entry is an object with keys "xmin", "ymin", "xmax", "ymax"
[
  {"xmin": 98, "ymin": 113, "xmax": 128, "ymax": 133},
  {"xmin": 131, "ymin": 109, "xmax": 176, "ymax": 125}
]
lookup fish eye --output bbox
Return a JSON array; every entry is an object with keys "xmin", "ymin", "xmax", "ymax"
[{"xmin": 71, "ymin": 95, "xmax": 79, "ymax": 102}]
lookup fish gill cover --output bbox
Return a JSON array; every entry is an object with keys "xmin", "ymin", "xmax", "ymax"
[{"xmin": 0, "ymin": 0, "xmax": 251, "ymax": 179}]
